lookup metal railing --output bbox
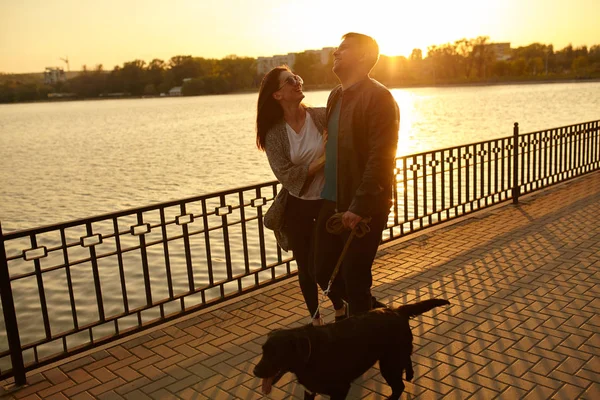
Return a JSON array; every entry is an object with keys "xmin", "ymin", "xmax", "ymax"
[{"xmin": 1, "ymin": 120, "xmax": 599, "ymax": 384}]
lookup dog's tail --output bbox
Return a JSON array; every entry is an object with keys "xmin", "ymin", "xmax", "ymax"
[{"xmin": 395, "ymin": 299, "xmax": 450, "ymax": 318}]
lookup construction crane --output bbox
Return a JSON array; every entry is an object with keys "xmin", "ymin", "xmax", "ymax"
[{"xmin": 60, "ymin": 56, "xmax": 70, "ymax": 72}]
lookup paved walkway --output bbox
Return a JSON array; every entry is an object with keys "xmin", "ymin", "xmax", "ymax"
[{"xmin": 2, "ymin": 173, "xmax": 600, "ymax": 400}]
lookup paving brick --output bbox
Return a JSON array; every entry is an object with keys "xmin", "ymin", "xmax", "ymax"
[
  {"xmin": 530, "ymin": 358, "xmax": 562, "ymax": 376},
  {"xmin": 189, "ymin": 373, "xmax": 227, "ymax": 392},
  {"xmin": 69, "ymin": 368, "xmax": 94, "ymax": 384},
  {"xmin": 113, "ymin": 366, "xmax": 142, "ymax": 382},
  {"xmin": 83, "ymin": 356, "xmax": 118, "ymax": 373},
  {"xmin": 90, "ymin": 350, "xmax": 112, "ymax": 361},
  {"xmin": 36, "ymin": 380, "xmax": 75, "ymax": 398},
  {"xmin": 138, "ymin": 365, "xmax": 167, "ymax": 381},
  {"xmin": 548, "ymin": 369, "xmax": 593, "ymax": 389},
  {"xmin": 151, "ymin": 345, "xmax": 177, "ymax": 359},
  {"xmin": 107, "ymin": 346, "xmax": 133, "ymax": 361},
  {"xmin": 164, "ymin": 374, "xmax": 202, "ymax": 393},
  {"xmin": 153, "ymin": 354, "xmax": 187, "ymax": 370},
  {"xmin": 186, "ymin": 363, "xmax": 217, "ymax": 380},
  {"xmin": 521, "ymin": 371, "xmax": 563, "ymax": 390},
  {"xmin": 177, "ymin": 388, "xmax": 207, "ymax": 400},
  {"xmin": 97, "ymin": 390, "xmax": 125, "ymax": 400},
  {"xmin": 94, "ymin": 367, "xmax": 118, "ymax": 383},
  {"xmin": 128, "ymin": 345, "xmax": 155, "ymax": 360},
  {"xmin": 522, "ymin": 384, "xmax": 556, "ymax": 400},
  {"xmin": 148, "ymin": 388, "xmax": 178, "ymax": 400},
  {"xmin": 106, "ymin": 355, "xmax": 141, "ymax": 372},
  {"xmin": 63, "ymin": 378, "xmax": 101, "ymax": 397},
  {"xmin": 88, "ymin": 378, "xmax": 126, "ymax": 396},
  {"xmin": 45, "ymin": 393, "xmax": 70, "ymax": 400},
  {"xmin": 581, "ymin": 382, "xmax": 600, "ymax": 400},
  {"xmin": 554, "ymin": 383, "xmax": 587, "ymax": 400},
  {"xmin": 496, "ymin": 386, "xmax": 529, "ymax": 399},
  {"xmin": 114, "ymin": 377, "xmax": 152, "ymax": 395},
  {"xmin": 130, "ymin": 354, "xmax": 163, "ymax": 370},
  {"xmin": 59, "ymin": 356, "xmax": 96, "ymax": 373},
  {"xmin": 226, "ymin": 384, "xmax": 263, "ymax": 400},
  {"xmin": 414, "ymin": 376, "xmax": 453, "ymax": 395},
  {"xmin": 13, "ymin": 381, "xmax": 52, "ymax": 399},
  {"xmin": 140, "ymin": 376, "xmax": 177, "ymax": 394},
  {"xmin": 13, "ymin": 395, "xmax": 41, "ymax": 400},
  {"xmin": 496, "ymin": 372, "xmax": 536, "ymax": 392},
  {"xmin": 71, "ymin": 392, "xmax": 95, "ymax": 400},
  {"xmin": 123, "ymin": 389, "xmax": 153, "ymax": 400},
  {"xmin": 42, "ymin": 369, "xmax": 70, "ymax": 385}
]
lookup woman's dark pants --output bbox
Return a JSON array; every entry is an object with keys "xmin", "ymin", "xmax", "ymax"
[{"xmin": 285, "ymin": 195, "xmax": 345, "ymax": 318}]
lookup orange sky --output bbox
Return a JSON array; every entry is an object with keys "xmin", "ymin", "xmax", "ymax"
[{"xmin": 1, "ymin": 0, "xmax": 599, "ymax": 73}]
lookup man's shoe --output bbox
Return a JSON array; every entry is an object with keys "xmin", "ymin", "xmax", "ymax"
[{"xmin": 335, "ymin": 303, "xmax": 348, "ymax": 322}]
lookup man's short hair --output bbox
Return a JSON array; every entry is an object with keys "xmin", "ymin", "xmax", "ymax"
[{"xmin": 341, "ymin": 32, "xmax": 380, "ymax": 70}]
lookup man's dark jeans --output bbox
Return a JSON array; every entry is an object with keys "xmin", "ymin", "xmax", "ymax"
[{"xmin": 313, "ymin": 200, "xmax": 389, "ymax": 316}]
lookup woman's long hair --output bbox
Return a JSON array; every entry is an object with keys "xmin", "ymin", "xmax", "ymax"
[{"xmin": 256, "ymin": 65, "xmax": 289, "ymax": 151}]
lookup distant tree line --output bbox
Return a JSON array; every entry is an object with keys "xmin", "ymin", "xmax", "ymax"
[
  {"xmin": 1, "ymin": 37, "xmax": 599, "ymax": 103},
  {"xmin": 296, "ymin": 36, "xmax": 600, "ymax": 88},
  {"xmin": 0, "ymin": 55, "xmax": 258, "ymax": 102}
]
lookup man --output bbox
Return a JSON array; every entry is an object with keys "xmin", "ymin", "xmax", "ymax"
[{"xmin": 314, "ymin": 32, "xmax": 399, "ymax": 316}]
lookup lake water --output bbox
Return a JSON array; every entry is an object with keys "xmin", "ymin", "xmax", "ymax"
[
  {"xmin": 0, "ymin": 81, "xmax": 599, "ymax": 362},
  {"xmin": 1, "ymin": 81, "xmax": 599, "ymax": 233}
]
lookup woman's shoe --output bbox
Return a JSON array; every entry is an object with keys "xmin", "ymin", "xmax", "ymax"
[{"xmin": 372, "ymin": 296, "xmax": 387, "ymax": 309}]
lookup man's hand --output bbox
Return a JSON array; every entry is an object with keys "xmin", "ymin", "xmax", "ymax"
[{"xmin": 342, "ymin": 211, "xmax": 363, "ymax": 230}]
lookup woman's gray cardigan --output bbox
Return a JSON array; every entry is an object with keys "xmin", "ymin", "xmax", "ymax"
[{"xmin": 263, "ymin": 107, "xmax": 327, "ymax": 251}]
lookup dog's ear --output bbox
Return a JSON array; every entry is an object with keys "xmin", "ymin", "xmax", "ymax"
[{"xmin": 295, "ymin": 335, "xmax": 311, "ymax": 364}]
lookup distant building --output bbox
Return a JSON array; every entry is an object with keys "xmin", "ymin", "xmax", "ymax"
[
  {"xmin": 44, "ymin": 67, "xmax": 66, "ymax": 85},
  {"xmin": 304, "ymin": 47, "xmax": 335, "ymax": 65},
  {"xmin": 256, "ymin": 47, "xmax": 335, "ymax": 75},
  {"xmin": 257, "ymin": 54, "xmax": 295, "ymax": 75},
  {"xmin": 486, "ymin": 43, "xmax": 512, "ymax": 61},
  {"xmin": 168, "ymin": 86, "xmax": 182, "ymax": 96}
]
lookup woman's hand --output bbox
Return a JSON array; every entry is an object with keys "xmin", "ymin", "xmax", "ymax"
[{"xmin": 308, "ymin": 154, "xmax": 325, "ymax": 176}]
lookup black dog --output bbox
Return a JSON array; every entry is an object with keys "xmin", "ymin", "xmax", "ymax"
[{"xmin": 253, "ymin": 298, "xmax": 450, "ymax": 400}]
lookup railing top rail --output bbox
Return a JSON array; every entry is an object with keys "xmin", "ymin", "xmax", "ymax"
[
  {"xmin": 1, "ymin": 179, "xmax": 279, "ymax": 240},
  {"xmin": 398, "ymin": 135, "xmax": 513, "ymax": 160},
  {"xmin": 398, "ymin": 119, "xmax": 599, "ymax": 160},
  {"xmin": 521, "ymin": 119, "xmax": 599, "ymax": 136}
]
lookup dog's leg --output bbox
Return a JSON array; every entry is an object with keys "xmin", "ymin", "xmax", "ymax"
[
  {"xmin": 379, "ymin": 357, "xmax": 405, "ymax": 400},
  {"xmin": 303, "ymin": 390, "xmax": 316, "ymax": 400},
  {"xmin": 329, "ymin": 385, "xmax": 351, "ymax": 400},
  {"xmin": 405, "ymin": 353, "xmax": 414, "ymax": 382}
]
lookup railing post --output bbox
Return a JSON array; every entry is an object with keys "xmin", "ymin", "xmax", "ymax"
[
  {"xmin": 512, "ymin": 122, "xmax": 520, "ymax": 204},
  {"xmin": 0, "ymin": 223, "xmax": 26, "ymax": 386}
]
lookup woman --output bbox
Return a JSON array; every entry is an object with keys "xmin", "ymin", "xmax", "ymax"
[{"xmin": 256, "ymin": 66, "xmax": 347, "ymax": 325}]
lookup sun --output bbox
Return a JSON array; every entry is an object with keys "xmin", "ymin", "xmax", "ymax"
[
  {"xmin": 270, "ymin": 0, "xmax": 475, "ymax": 60},
  {"xmin": 321, "ymin": 1, "xmax": 435, "ymax": 58}
]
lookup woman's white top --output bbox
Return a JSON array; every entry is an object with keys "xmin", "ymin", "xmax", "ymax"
[{"xmin": 285, "ymin": 112, "xmax": 325, "ymax": 200}]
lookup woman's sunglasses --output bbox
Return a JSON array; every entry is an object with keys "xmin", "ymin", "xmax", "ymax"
[{"xmin": 277, "ymin": 74, "xmax": 303, "ymax": 90}]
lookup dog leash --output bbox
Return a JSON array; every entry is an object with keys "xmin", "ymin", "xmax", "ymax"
[{"xmin": 311, "ymin": 213, "xmax": 371, "ymax": 321}]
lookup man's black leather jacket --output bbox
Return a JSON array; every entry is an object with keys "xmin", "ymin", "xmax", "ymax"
[{"xmin": 326, "ymin": 77, "xmax": 400, "ymax": 218}]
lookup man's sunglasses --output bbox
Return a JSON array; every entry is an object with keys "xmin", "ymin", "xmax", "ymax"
[{"xmin": 277, "ymin": 74, "xmax": 303, "ymax": 90}]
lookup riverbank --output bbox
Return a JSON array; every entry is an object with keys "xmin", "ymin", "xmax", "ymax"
[
  {"xmin": 3, "ymin": 76, "xmax": 600, "ymax": 105},
  {"xmin": 304, "ymin": 76, "xmax": 600, "ymax": 92}
]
